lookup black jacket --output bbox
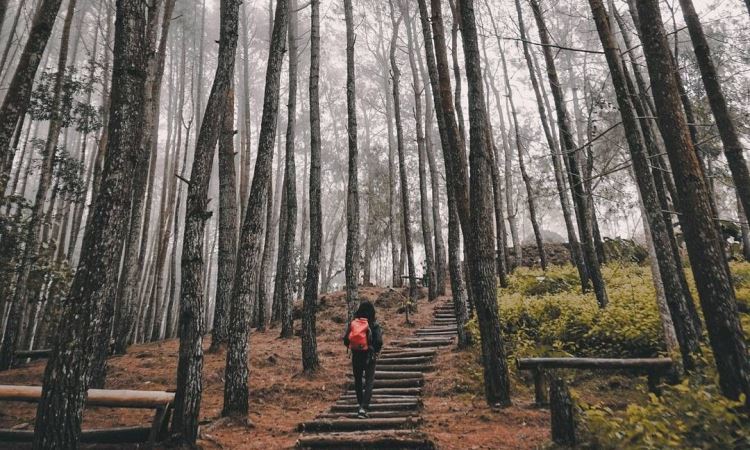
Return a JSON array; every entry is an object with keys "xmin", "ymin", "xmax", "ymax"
[{"xmin": 343, "ymin": 320, "xmax": 383, "ymax": 353}]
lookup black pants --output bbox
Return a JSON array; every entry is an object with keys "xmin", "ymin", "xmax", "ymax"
[{"xmin": 351, "ymin": 351, "xmax": 376, "ymax": 409}]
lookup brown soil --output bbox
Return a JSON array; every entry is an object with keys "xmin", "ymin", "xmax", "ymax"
[{"xmin": 0, "ymin": 287, "xmax": 550, "ymax": 449}]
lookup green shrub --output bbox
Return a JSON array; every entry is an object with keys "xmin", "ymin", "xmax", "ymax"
[{"xmin": 581, "ymin": 374, "xmax": 749, "ymax": 449}]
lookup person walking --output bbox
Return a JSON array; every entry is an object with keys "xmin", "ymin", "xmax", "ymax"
[{"xmin": 343, "ymin": 301, "xmax": 383, "ymax": 418}]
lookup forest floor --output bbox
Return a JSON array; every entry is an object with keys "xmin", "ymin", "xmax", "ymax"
[{"xmin": 0, "ymin": 286, "xmax": 551, "ymax": 449}]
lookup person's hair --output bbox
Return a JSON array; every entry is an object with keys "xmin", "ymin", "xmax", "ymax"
[{"xmin": 354, "ymin": 300, "xmax": 376, "ymax": 323}]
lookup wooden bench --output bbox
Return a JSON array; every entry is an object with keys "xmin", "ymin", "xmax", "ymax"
[
  {"xmin": 517, "ymin": 357, "xmax": 674, "ymax": 405},
  {"xmin": 0, "ymin": 385, "xmax": 174, "ymax": 444}
]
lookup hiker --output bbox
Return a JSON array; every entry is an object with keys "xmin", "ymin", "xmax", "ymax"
[{"xmin": 343, "ymin": 301, "xmax": 383, "ymax": 418}]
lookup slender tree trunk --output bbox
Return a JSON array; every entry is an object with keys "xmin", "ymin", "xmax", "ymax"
[
  {"xmin": 301, "ymin": 0, "xmax": 321, "ymax": 373},
  {"xmin": 0, "ymin": 0, "xmax": 76, "ymax": 370},
  {"xmin": 223, "ymin": 0, "xmax": 287, "ymax": 418},
  {"xmin": 388, "ymin": 2, "xmax": 417, "ymax": 304},
  {"xmin": 209, "ymin": 86, "xmax": 238, "ymax": 352},
  {"xmin": 530, "ymin": 0, "xmax": 609, "ymax": 307},
  {"xmin": 458, "ymin": 0, "xmax": 512, "ymax": 406},
  {"xmin": 677, "ymin": 0, "xmax": 750, "ymax": 225},
  {"xmin": 0, "ymin": 0, "xmax": 63, "ymax": 195},
  {"xmin": 404, "ymin": 4, "xmax": 437, "ymax": 300},
  {"xmin": 635, "ymin": 0, "xmax": 750, "ymax": 406},
  {"xmin": 171, "ymin": 0, "xmax": 240, "ymax": 441},
  {"xmin": 509, "ymin": 0, "xmax": 587, "ymax": 283},
  {"xmin": 343, "ymin": 0, "xmax": 359, "ymax": 318},
  {"xmin": 589, "ymin": 0, "xmax": 701, "ymax": 368},
  {"xmin": 31, "ymin": 0, "xmax": 148, "ymax": 445},
  {"xmin": 279, "ymin": 0, "xmax": 298, "ymax": 338},
  {"xmin": 417, "ymin": 0, "xmax": 469, "ymax": 346}
]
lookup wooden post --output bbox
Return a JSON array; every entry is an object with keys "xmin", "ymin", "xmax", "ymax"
[
  {"xmin": 533, "ymin": 368, "xmax": 548, "ymax": 406},
  {"xmin": 549, "ymin": 374, "xmax": 576, "ymax": 446}
]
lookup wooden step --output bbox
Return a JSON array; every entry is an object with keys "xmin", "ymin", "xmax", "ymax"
[
  {"xmin": 296, "ymin": 430, "xmax": 436, "ymax": 449},
  {"xmin": 338, "ymin": 394, "xmax": 419, "ymax": 402},
  {"xmin": 348, "ymin": 378, "xmax": 422, "ymax": 389},
  {"xmin": 347, "ymin": 371, "xmax": 424, "ymax": 380},
  {"xmin": 317, "ymin": 411, "xmax": 418, "ymax": 419},
  {"xmin": 380, "ymin": 349, "xmax": 437, "ymax": 358},
  {"xmin": 346, "ymin": 387, "xmax": 421, "ymax": 396},
  {"xmin": 299, "ymin": 417, "xmax": 420, "ymax": 433},
  {"xmin": 335, "ymin": 397, "xmax": 420, "ymax": 406},
  {"xmin": 376, "ymin": 356, "xmax": 433, "ymax": 365},
  {"xmin": 376, "ymin": 364, "xmax": 433, "ymax": 372},
  {"xmin": 330, "ymin": 402, "xmax": 419, "ymax": 413}
]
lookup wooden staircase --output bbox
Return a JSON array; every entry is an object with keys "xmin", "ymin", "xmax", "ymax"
[{"xmin": 296, "ymin": 300, "xmax": 458, "ymax": 449}]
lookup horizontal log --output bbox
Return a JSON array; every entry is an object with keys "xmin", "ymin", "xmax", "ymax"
[
  {"xmin": 380, "ymin": 349, "xmax": 437, "ymax": 357},
  {"xmin": 299, "ymin": 417, "xmax": 419, "ymax": 432},
  {"xmin": 0, "ymin": 426, "xmax": 151, "ymax": 443},
  {"xmin": 296, "ymin": 430, "xmax": 436, "ymax": 449},
  {"xmin": 376, "ymin": 356, "xmax": 433, "ymax": 365},
  {"xmin": 317, "ymin": 411, "xmax": 417, "ymax": 419},
  {"xmin": 377, "ymin": 364, "xmax": 433, "ymax": 372},
  {"xmin": 336, "ymin": 397, "xmax": 420, "ymax": 405},
  {"xmin": 346, "ymin": 371, "xmax": 424, "ymax": 379},
  {"xmin": 329, "ymin": 402, "xmax": 418, "ymax": 413},
  {"xmin": 14, "ymin": 349, "xmax": 51, "ymax": 359},
  {"xmin": 346, "ymin": 387, "xmax": 422, "ymax": 396},
  {"xmin": 516, "ymin": 358, "xmax": 673, "ymax": 372},
  {"xmin": 338, "ymin": 394, "xmax": 418, "ymax": 401},
  {"xmin": 415, "ymin": 331, "xmax": 457, "ymax": 336},
  {"xmin": 348, "ymin": 379, "xmax": 422, "ymax": 389},
  {"xmin": 0, "ymin": 385, "xmax": 174, "ymax": 409}
]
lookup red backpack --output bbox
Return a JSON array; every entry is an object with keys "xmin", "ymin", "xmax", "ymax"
[{"xmin": 348, "ymin": 318, "xmax": 370, "ymax": 351}]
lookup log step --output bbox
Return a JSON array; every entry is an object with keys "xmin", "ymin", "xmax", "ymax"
[
  {"xmin": 376, "ymin": 356, "xmax": 433, "ymax": 365},
  {"xmin": 347, "ymin": 371, "xmax": 424, "ymax": 380},
  {"xmin": 415, "ymin": 331, "xmax": 457, "ymax": 336},
  {"xmin": 296, "ymin": 430, "xmax": 436, "ymax": 449},
  {"xmin": 299, "ymin": 417, "xmax": 420, "ymax": 433},
  {"xmin": 380, "ymin": 350, "xmax": 437, "ymax": 358},
  {"xmin": 336, "ymin": 396, "xmax": 421, "ymax": 405},
  {"xmin": 346, "ymin": 387, "xmax": 421, "ymax": 396},
  {"xmin": 329, "ymin": 402, "xmax": 419, "ymax": 413},
  {"xmin": 348, "ymin": 379, "xmax": 422, "ymax": 389},
  {"xmin": 376, "ymin": 364, "xmax": 433, "ymax": 372},
  {"xmin": 317, "ymin": 411, "xmax": 418, "ymax": 419}
]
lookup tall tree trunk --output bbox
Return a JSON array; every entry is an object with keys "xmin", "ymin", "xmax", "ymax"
[
  {"xmin": 404, "ymin": 3, "xmax": 437, "ymax": 301},
  {"xmin": 223, "ymin": 0, "xmax": 287, "ymax": 418},
  {"xmin": 0, "ymin": 0, "xmax": 76, "ymax": 370},
  {"xmin": 677, "ymin": 0, "xmax": 750, "ymax": 226},
  {"xmin": 509, "ymin": 0, "xmax": 587, "ymax": 283},
  {"xmin": 171, "ymin": 0, "xmax": 241, "ymax": 442},
  {"xmin": 417, "ymin": 0, "xmax": 469, "ymax": 346},
  {"xmin": 279, "ymin": 0, "xmax": 298, "ymax": 338},
  {"xmin": 458, "ymin": 0, "xmax": 512, "ymax": 406},
  {"xmin": 530, "ymin": 0, "xmax": 609, "ymax": 307},
  {"xmin": 301, "ymin": 0, "xmax": 321, "ymax": 373},
  {"xmin": 209, "ymin": 86, "xmax": 238, "ymax": 352},
  {"xmin": 635, "ymin": 0, "xmax": 750, "ymax": 406},
  {"xmin": 0, "ymin": 0, "xmax": 63, "ymax": 195},
  {"xmin": 388, "ymin": 1, "xmax": 417, "ymax": 304},
  {"xmin": 343, "ymin": 0, "xmax": 359, "ymax": 319},
  {"xmin": 31, "ymin": 0, "xmax": 148, "ymax": 445},
  {"xmin": 498, "ymin": 44, "xmax": 547, "ymax": 271},
  {"xmin": 588, "ymin": 0, "xmax": 701, "ymax": 368}
]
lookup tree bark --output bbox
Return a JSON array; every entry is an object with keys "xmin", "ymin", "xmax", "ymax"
[
  {"xmin": 223, "ymin": 0, "xmax": 288, "ymax": 418},
  {"xmin": 209, "ymin": 86, "xmax": 238, "ymax": 352},
  {"xmin": 677, "ymin": 0, "xmax": 750, "ymax": 226},
  {"xmin": 417, "ymin": 0, "xmax": 469, "ymax": 347},
  {"xmin": 343, "ymin": 0, "xmax": 359, "ymax": 318},
  {"xmin": 171, "ymin": 0, "xmax": 241, "ymax": 442},
  {"xmin": 530, "ymin": 0, "xmax": 609, "ymax": 307},
  {"xmin": 635, "ymin": 0, "xmax": 750, "ymax": 406},
  {"xmin": 458, "ymin": 0, "xmax": 512, "ymax": 406},
  {"xmin": 0, "ymin": 0, "xmax": 76, "ymax": 371},
  {"xmin": 279, "ymin": 0, "xmax": 298, "ymax": 339},
  {"xmin": 388, "ymin": 1, "xmax": 417, "ymax": 304},
  {"xmin": 301, "ymin": 0, "xmax": 321, "ymax": 373},
  {"xmin": 31, "ymin": 0, "xmax": 148, "ymax": 445},
  {"xmin": 588, "ymin": 0, "xmax": 701, "ymax": 368},
  {"xmin": 509, "ymin": 0, "xmax": 587, "ymax": 284},
  {"xmin": 0, "ymin": 0, "xmax": 63, "ymax": 195}
]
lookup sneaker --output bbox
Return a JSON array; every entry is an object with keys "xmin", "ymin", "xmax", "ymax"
[{"xmin": 357, "ymin": 407, "xmax": 366, "ymax": 418}]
